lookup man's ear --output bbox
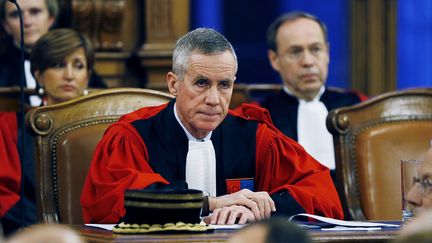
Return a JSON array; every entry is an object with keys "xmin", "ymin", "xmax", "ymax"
[
  {"xmin": 268, "ymin": 50, "xmax": 280, "ymax": 72},
  {"xmin": 166, "ymin": 71, "xmax": 178, "ymax": 96}
]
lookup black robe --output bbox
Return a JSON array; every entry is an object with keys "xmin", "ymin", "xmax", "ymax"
[{"xmin": 260, "ymin": 87, "xmax": 363, "ymax": 141}]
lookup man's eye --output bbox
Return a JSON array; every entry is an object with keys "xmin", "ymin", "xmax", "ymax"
[
  {"xmin": 286, "ymin": 48, "xmax": 303, "ymax": 59},
  {"xmin": 195, "ymin": 79, "xmax": 208, "ymax": 87},
  {"xmin": 311, "ymin": 46, "xmax": 322, "ymax": 54},
  {"xmin": 7, "ymin": 10, "xmax": 19, "ymax": 18},
  {"xmin": 29, "ymin": 8, "xmax": 42, "ymax": 16},
  {"xmin": 289, "ymin": 48, "xmax": 302, "ymax": 56},
  {"xmin": 219, "ymin": 81, "xmax": 231, "ymax": 89}
]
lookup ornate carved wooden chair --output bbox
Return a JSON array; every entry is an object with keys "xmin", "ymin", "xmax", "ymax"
[
  {"xmin": 327, "ymin": 88, "xmax": 432, "ymax": 220},
  {"xmin": 26, "ymin": 88, "xmax": 173, "ymax": 224}
]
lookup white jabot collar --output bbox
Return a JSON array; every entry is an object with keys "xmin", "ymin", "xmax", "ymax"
[
  {"xmin": 186, "ymin": 140, "xmax": 217, "ymax": 196},
  {"xmin": 174, "ymin": 103, "xmax": 216, "ymax": 196},
  {"xmin": 292, "ymin": 85, "xmax": 335, "ymax": 169}
]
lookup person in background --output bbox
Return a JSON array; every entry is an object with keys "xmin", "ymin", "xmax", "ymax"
[
  {"xmin": 30, "ymin": 28, "xmax": 92, "ymax": 105},
  {"xmin": 0, "ymin": 29, "xmax": 93, "ymax": 236},
  {"xmin": 393, "ymin": 231, "xmax": 432, "ymax": 243},
  {"xmin": 81, "ymin": 28, "xmax": 343, "ymax": 225},
  {"xmin": 406, "ymin": 146, "xmax": 432, "ymax": 215},
  {"xmin": 227, "ymin": 218, "xmax": 312, "ymax": 243},
  {"xmin": 260, "ymin": 12, "xmax": 366, "ymax": 181},
  {"xmin": 6, "ymin": 224, "xmax": 84, "ymax": 243},
  {"xmin": 394, "ymin": 210, "xmax": 432, "ymax": 243},
  {"xmin": 0, "ymin": 0, "xmax": 106, "ymax": 106}
]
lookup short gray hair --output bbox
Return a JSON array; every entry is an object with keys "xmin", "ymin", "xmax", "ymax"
[{"xmin": 172, "ymin": 28, "xmax": 237, "ymax": 80}]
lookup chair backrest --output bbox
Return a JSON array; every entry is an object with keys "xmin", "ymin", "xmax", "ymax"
[
  {"xmin": 327, "ymin": 88, "xmax": 432, "ymax": 220},
  {"xmin": 26, "ymin": 88, "xmax": 173, "ymax": 224}
]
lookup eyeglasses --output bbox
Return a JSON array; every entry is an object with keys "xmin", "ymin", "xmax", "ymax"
[{"xmin": 413, "ymin": 176, "xmax": 432, "ymax": 194}]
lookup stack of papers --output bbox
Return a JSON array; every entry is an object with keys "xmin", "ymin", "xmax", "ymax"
[{"xmin": 289, "ymin": 213, "xmax": 400, "ymax": 231}]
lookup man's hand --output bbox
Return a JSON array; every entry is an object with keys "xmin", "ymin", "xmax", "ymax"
[
  {"xmin": 203, "ymin": 205, "xmax": 255, "ymax": 225},
  {"xmin": 209, "ymin": 189, "xmax": 276, "ymax": 220}
]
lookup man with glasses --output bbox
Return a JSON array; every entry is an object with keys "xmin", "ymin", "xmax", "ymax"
[
  {"xmin": 261, "ymin": 12, "xmax": 366, "ymax": 181},
  {"xmin": 407, "ymin": 147, "xmax": 432, "ymax": 213}
]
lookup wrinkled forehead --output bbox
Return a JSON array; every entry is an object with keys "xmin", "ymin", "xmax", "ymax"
[{"xmin": 187, "ymin": 50, "xmax": 237, "ymax": 74}]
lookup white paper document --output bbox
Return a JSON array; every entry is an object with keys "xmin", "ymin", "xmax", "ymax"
[
  {"xmin": 289, "ymin": 213, "xmax": 399, "ymax": 228},
  {"xmin": 85, "ymin": 224, "xmax": 116, "ymax": 231},
  {"xmin": 209, "ymin": 224, "xmax": 246, "ymax": 230},
  {"xmin": 321, "ymin": 226, "xmax": 382, "ymax": 231}
]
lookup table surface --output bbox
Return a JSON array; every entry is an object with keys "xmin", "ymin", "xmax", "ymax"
[{"xmin": 79, "ymin": 225, "xmax": 400, "ymax": 243}]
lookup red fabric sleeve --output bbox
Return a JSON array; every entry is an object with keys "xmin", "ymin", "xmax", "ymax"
[
  {"xmin": 352, "ymin": 90, "xmax": 368, "ymax": 102},
  {"xmin": 80, "ymin": 104, "xmax": 170, "ymax": 223},
  {"xmin": 234, "ymin": 104, "xmax": 344, "ymax": 219},
  {"xmin": 0, "ymin": 112, "xmax": 20, "ymax": 217}
]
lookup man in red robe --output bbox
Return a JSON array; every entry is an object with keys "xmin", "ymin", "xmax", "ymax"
[
  {"xmin": 0, "ymin": 112, "xmax": 20, "ymax": 218},
  {"xmin": 0, "ymin": 111, "xmax": 37, "ymax": 235},
  {"xmin": 81, "ymin": 28, "xmax": 343, "ymax": 224}
]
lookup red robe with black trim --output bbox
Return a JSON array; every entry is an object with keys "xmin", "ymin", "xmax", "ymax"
[
  {"xmin": 81, "ymin": 102, "xmax": 343, "ymax": 223},
  {"xmin": 0, "ymin": 112, "xmax": 20, "ymax": 217}
]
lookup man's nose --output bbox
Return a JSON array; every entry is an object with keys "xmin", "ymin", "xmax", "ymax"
[
  {"xmin": 300, "ymin": 50, "xmax": 315, "ymax": 66},
  {"xmin": 23, "ymin": 12, "xmax": 33, "ymax": 26},
  {"xmin": 406, "ymin": 183, "xmax": 423, "ymax": 208},
  {"xmin": 205, "ymin": 86, "xmax": 220, "ymax": 105}
]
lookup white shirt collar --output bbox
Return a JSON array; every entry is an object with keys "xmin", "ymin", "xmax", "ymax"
[
  {"xmin": 173, "ymin": 102, "xmax": 212, "ymax": 141},
  {"xmin": 283, "ymin": 85, "xmax": 325, "ymax": 102}
]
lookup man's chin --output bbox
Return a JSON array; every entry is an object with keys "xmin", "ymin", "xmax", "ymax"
[
  {"xmin": 24, "ymin": 36, "xmax": 40, "ymax": 48},
  {"xmin": 414, "ymin": 207, "xmax": 424, "ymax": 217},
  {"xmin": 196, "ymin": 121, "xmax": 221, "ymax": 133},
  {"xmin": 303, "ymin": 82, "xmax": 323, "ymax": 91}
]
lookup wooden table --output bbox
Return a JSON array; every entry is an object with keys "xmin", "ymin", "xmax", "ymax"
[{"xmin": 79, "ymin": 226, "xmax": 399, "ymax": 243}]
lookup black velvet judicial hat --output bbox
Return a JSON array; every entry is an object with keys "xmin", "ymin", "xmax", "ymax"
[{"xmin": 113, "ymin": 188, "xmax": 213, "ymax": 234}]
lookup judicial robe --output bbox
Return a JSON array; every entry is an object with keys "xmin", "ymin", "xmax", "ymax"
[
  {"xmin": 81, "ymin": 99, "xmax": 344, "ymax": 223},
  {"xmin": 260, "ymin": 86, "xmax": 366, "ymax": 141},
  {"xmin": 0, "ymin": 112, "xmax": 20, "ymax": 217},
  {"xmin": 0, "ymin": 112, "xmax": 36, "ymax": 235}
]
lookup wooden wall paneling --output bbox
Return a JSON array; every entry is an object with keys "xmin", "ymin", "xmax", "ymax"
[
  {"xmin": 94, "ymin": 0, "xmax": 141, "ymax": 88},
  {"xmin": 138, "ymin": 0, "xmax": 190, "ymax": 86},
  {"xmin": 350, "ymin": 0, "xmax": 397, "ymax": 96},
  {"xmin": 71, "ymin": 0, "xmax": 127, "ymax": 51},
  {"xmin": 71, "ymin": 0, "xmax": 141, "ymax": 88},
  {"xmin": 99, "ymin": 0, "xmax": 125, "ymax": 50}
]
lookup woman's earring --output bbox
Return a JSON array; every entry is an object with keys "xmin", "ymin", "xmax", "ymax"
[
  {"xmin": 83, "ymin": 89, "xmax": 89, "ymax": 95},
  {"xmin": 38, "ymin": 87, "xmax": 45, "ymax": 97}
]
